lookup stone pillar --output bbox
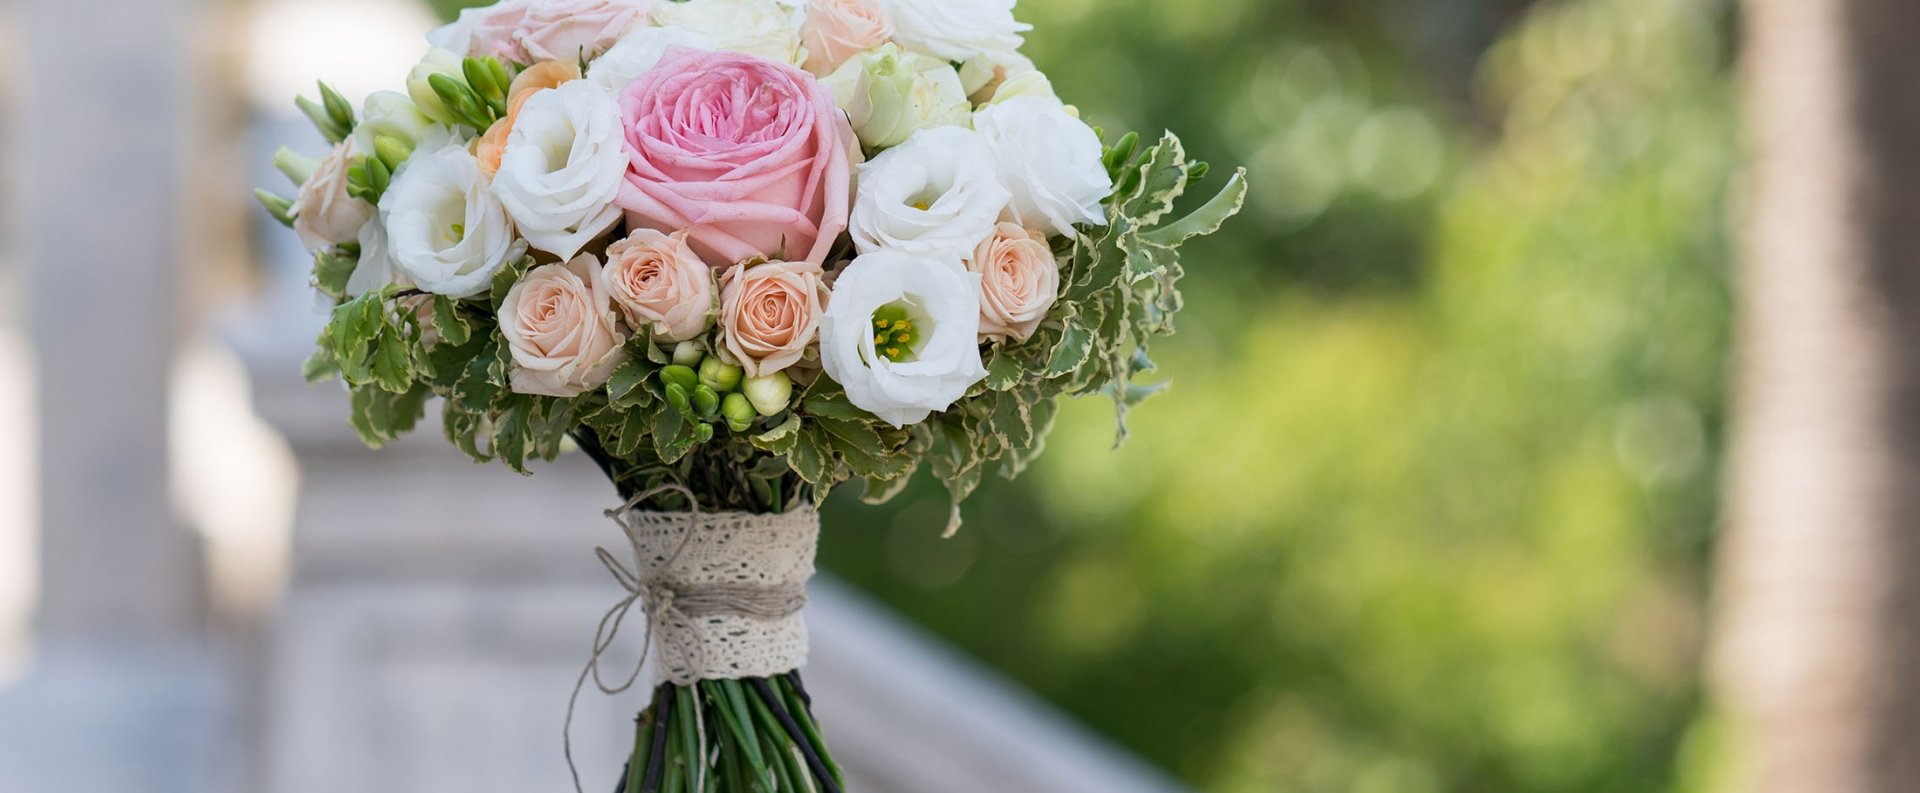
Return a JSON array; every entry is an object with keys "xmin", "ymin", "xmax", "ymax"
[{"xmin": 11, "ymin": 0, "xmax": 204, "ymax": 638}]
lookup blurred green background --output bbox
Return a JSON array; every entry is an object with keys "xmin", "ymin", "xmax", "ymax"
[{"xmin": 431, "ymin": 0, "xmax": 1737, "ymax": 790}]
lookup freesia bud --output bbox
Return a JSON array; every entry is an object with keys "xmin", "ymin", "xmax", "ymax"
[
  {"xmin": 699, "ymin": 356, "xmax": 744, "ymax": 392},
  {"xmin": 742, "ymin": 372, "xmax": 792, "ymax": 417},
  {"xmin": 352, "ymin": 91, "xmax": 440, "ymax": 159},
  {"xmin": 272, "ymin": 147, "xmax": 320, "ymax": 186},
  {"xmin": 372, "ymin": 135, "xmax": 412, "ymax": 173},
  {"xmin": 721, "ymin": 393, "xmax": 755, "ymax": 432},
  {"xmin": 407, "ymin": 48, "xmax": 466, "ymax": 126}
]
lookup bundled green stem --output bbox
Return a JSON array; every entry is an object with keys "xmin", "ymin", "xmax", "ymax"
[{"xmin": 618, "ymin": 674, "xmax": 843, "ymax": 793}]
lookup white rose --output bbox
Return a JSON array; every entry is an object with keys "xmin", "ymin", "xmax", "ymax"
[
  {"xmin": 850, "ymin": 126, "xmax": 1010, "ymax": 263},
  {"xmin": 973, "ymin": 96, "xmax": 1111, "ymax": 237},
  {"xmin": 351, "ymin": 91, "xmax": 452, "ymax": 159},
  {"xmin": 652, "ymin": 0, "xmax": 807, "ymax": 66},
  {"xmin": 820, "ymin": 249, "xmax": 987, "ymax": 427},
  {"xmin": 882, "ymin": 0, "xmax": 1028, "ymax": 63},
  {"xmin": 380, "ymin": 143, "xmax": 519, "ymax": 298},
  {"xmin": 490, "ymin": 81, "xmax": 626, "ymax": 259},
  {"xmin": 586, "ymin": 25, "xmax": 719, "ymax": 97},
  {"xmin": 823, "ymin": 43, "xmax": 971, "ymax": 150},
  {"xmin": 292, "ymin": 142, "xmax": 374, "ymax": 251}
]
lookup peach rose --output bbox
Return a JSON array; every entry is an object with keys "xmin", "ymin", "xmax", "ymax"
[
  {"xmin": 604, "ymin": 229, "xmax": 715, "ymax": 342},
  {"xmin": 802, "ymin": 0, "xmax": 891, "ymax": 76},
  {"xmin": 475, "ymin": 59, "xmax": 583, "ymax": 176},
  {"xmin": 969, "ymin": 222, "xmax": 1058, "ymax": 343},
  {"xmin": 292, "ymin": 142, "xmax": 374, "ymax": 250},
  {"xmin": 719, "ymin": 260, "xmax": 826, "ymax": 377},
  {"xmin": 500, "ymin": 253, "xmax": 630, "ymax": 397},
  {"xmin": 616, "ymin": 49, "xmax": 857, "ymax": 269}
]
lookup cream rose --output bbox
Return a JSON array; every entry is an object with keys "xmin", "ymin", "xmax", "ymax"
[
  {"xmin": 802, "ymin": 0, "xmax": 891, "ymax": 76},
  {"xmin": 500, "ymin": 253, "xmax": 630, "ymax": 397},
  {"xmin": 604, "ymin": 229, "xmax": 715, "ymax": 342},
  {"xmin": 969, "ymin": 222, "xmax": 1056, "ymax": 343},
  {"xmin": 652, "ymin": 0, "xmax": 807, "ymax": 65},
  {"xmin": 719, "ymin": 260, "xmax": 826, "ymax": 377},
  {"xmin": 292, "ymin": 142, "xmax": 374, "ymax": 251}
]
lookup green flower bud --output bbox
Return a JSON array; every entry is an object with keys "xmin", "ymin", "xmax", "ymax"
[
  {"xmin": 317, "ymin": 80, "xmax": 357, "ymax": 131},
  {"xmin": 721, "ymin": 393, "xmax": 755, "ymax": 432},
  {"xmin": 352, "ymin": 91, "xmax": 439, "ymax": 158},
  {"xmin": 692, "ymin": 384, "xmax": 721, "ymax": 419},
  {"xmin": 272, "ymin": 147, "xmax": 320, "ymax": 186},
  {"xmin": 407, "ymin": 48, "xmax": 466, "ymax": 126},
  {"xmin": 694, "ymin": 422, "xmax": 715, "ymax": 444},
  {"xmin": 296, "ymin": 96, "xmax": 349, "ymax": 144},
  {"xmin": 699, "ymin": 356, "xmax": 744, "ymax": 392},
  {"xmin": 671, "ymin": 341, "xmax": 704, "ymax": 367},
  {"xmin": 741, "ymin": 372, "xmax": 792, "ymax": 417},
  {"xmin": 660, "ymin": 364, "xmax": 700, "ymax": 394}
]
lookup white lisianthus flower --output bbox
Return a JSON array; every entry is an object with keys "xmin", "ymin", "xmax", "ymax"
[
  {"xmin": 351, "ymin": 91, "xmax": 452, "ymax": 159},
  {"xmin": 491, "ymin": 81, "xmax": 626, "ymax": 259},
  {"xmin": 586, "ymin": 25, "xmax": 719, "ymax": 96},
  {"xmin": 820, "ymin": 249, "xmax": 988, "ymax": 427},
  {"xmin": 979, "ymin": 68, "xmax": 1058, "ymax": 107},
  {"xmin": 348, "ymin": 215, "xmax": 401, "ymax": 297},
  {"xmin": 882, "ymin": 0, "xmax": 1028, "ymax": 63},
  {"xmin": 850, "ymin": 126, "xmax": 1010, "ymax": 262},
  {"xmin": 381, "ymin": 143, "xmax": 519, "ymax": 298},
  {"xmin": 973, "ymin": 96, "xmax": 1111, "ymax": 237},
  {"xmin": 652, "ymin": 0, "xmax": 807, "ymax": 66},
  {"xmin": 823, "ymin": 44, "xmax": 971, "ymax": 150}
]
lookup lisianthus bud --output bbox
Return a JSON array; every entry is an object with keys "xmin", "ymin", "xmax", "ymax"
[
  {"xmin": 672, "ymin": 341, "xmax": 705, "ymax": 367},
  {"xmin": 699, "ymin": 357, "xmax": 744, "ymax": 392},
  {"xmin": 823, "ymin": 44, "xmax": 969, "ymax": 150},
  {"xmin": 721, "ymin": 393, "xmax": 756, "ymax": 432},
  {"xmin": 407, "ymin": 48, "xmax": 467, "ymax": 126},
  {"xmin": 742, "ymin": 372, "xmax": 793, "ymax": 416},
  {"xmin": 692, "ymin": 384, "xmax": 722, "ymax": 419}
]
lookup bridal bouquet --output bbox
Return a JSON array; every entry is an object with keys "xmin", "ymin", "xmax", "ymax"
[{"xmin": 258, "ymin": 0, "xmax": 1242, "ymax": 789}]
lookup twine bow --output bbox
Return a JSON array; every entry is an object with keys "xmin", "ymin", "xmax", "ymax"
[{"xmin": 563, "ymin": 482, "xmax": 702, "ymax": 793}]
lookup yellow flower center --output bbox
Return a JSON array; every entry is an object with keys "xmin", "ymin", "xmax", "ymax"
[{"xmin": 870, "ymin": 303, "xmax": 920, "ymax": 363}]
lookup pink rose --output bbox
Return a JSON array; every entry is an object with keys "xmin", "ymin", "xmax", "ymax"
[
  {"xmin": 604, "ymin": 229, "xmax": 715, "ymax": 342},
  {"xmin": 429, "ymin": 0, "xmax": 648, "ymax": 64},
  {"xmin": 969, "ymin": 222, "xmax": 1058, "ymax": 343},
  {"xmin": 500, "ymin": 254, "xmax": 630, "ymax": 397},
  {"xmin": 616, "ymin": 48, "xmax": 856, "ymax": 269},
  {"xmin": 801, "ymin": 0, "xmax": 891, "ymax": 76},
  {"xmin": 719, "ymin": 260, "xmax": 826, "ymax": 377}
]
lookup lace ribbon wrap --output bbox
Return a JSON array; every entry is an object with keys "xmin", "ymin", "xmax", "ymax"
[{"xmin": 618, "ymin": 506, "xmax": 820, "ymax": 685}]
